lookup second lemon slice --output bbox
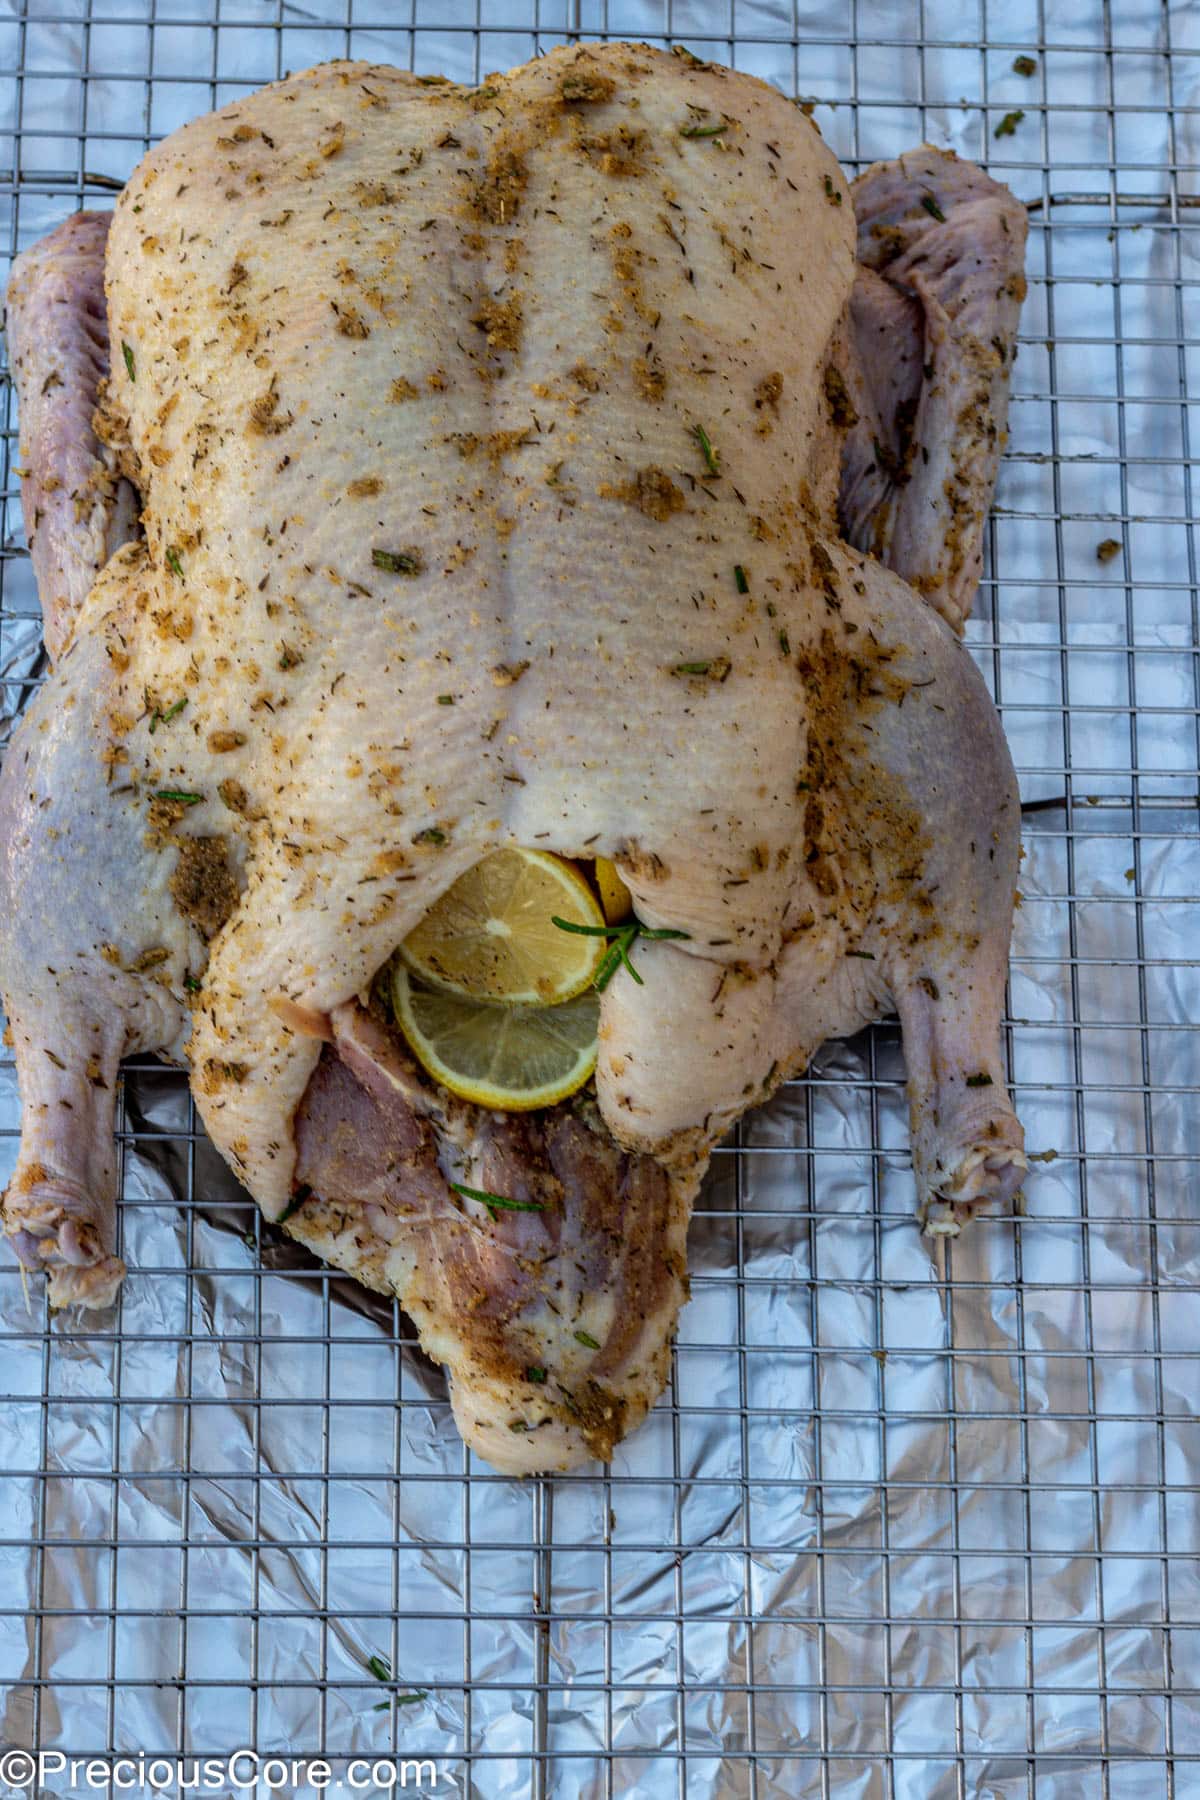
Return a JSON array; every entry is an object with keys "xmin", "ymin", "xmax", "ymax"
[
  {"xmin": 399, "ymin": 846, "xmax": 607, "ymax": 1004},
  {"xmin": 391, "ymin": 964, "xmax": 599, "ymax": 1110}
]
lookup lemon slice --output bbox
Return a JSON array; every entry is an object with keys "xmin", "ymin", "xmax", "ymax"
[
  {"xmin": 399, "ymin": 846, "xmax": 607, "ymax": 1004},
  {"xmin": 594, "ymin": 855, "xmax": 634, "ymax": 924},
  {"xmin": 390, "ymin": 964, "xmax": 599, "ymax": 1110}
]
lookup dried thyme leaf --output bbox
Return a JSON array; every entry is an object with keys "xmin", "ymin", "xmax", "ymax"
[
  {"xmin": 1012, "ymin": 54, "xmax": 1038, "ymax": 76},
  {"xmin": 670, "ymin": 655, "xmax": 731, "ymax": 681},
  {"xmin": 372, "ymin": 547, "xmax": 424, "ymax": 576}
]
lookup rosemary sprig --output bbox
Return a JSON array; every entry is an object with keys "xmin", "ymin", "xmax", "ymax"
[
  {"xmin": 551, "ymin": 916, "xmax": 691, "ymax": 992},
  {"xmin": 693, "ymin": 422, "xmax": 719, "ymax": 475},
  {"xmin": 451, "ymin": 1181, "xmax": 546, "ymax": 1222}
]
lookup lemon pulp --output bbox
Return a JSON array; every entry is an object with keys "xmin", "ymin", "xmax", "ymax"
[
  {"xmin": 391, "ymin": 962, "xmax": 599, "ymax": 1110},
  {"xmin": 399, "ymin": 845, "xmax": 606, "ymax": 1005},
  {"xmin": 593, "ymin": 855, "xmax": 634, "ymax": 924}
]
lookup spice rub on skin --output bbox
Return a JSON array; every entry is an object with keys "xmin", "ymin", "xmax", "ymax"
[
  {"xmin": 82, "ymin": 43, "xmax": 862, "ymax": 1221},
  {"xmin": 0, "ymin": 43, "xmax": 1027, "ymax": 1468}
]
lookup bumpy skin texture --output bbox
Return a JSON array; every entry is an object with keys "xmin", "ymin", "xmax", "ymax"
[{"xmin": 0, "ymin": 45, "xmax": 1027, "ymax": 1469}]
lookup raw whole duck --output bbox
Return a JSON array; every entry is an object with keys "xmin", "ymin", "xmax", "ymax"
[{"xmin": 0, "ymin": 44, "xmax": 1027, "ymax": 1472}]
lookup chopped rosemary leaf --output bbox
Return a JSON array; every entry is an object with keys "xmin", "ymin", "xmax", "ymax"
[
  {"xmin": 165, "ymin": 547, "xmax": 184, "ymax": 579},
  {"xmin": 153, "ymin": 788, "xmax": 203, "ymax": 806},
  {"xmin": 122, "ymin": 340, "xmax": 135, "ymax": 381},
  {"xmin": 846, "ymin": 949, "xmax": 876, "ymax": 959},
  {"xmin": 965, "ymin": 1071, "xmax": 994, "ymax": 1088},
  {"xmin": 451, "ymin": 1181, "xmax": 546, "ymax": 1218},
  {"xmin": 671, "ymin": 655, "xmax": 731, "ymax": 682},
  {"xmin": 822, "ymin": 173, "xmax": 843, "ymax": 207},
  {"xmin": 920, "ymin": 194, "xmax": 946, "ymax": 222},
  {"xmin": 526, "ymin": 1366, "xmax": 547, "ymax": 1384},
  {"xmin": 437, "ymin": 694, "xmax": 455, "ymax": 705},
  {"xmin": 692, "ymin": 422, "xmax": 719, "ymax": 475},
  {"xmin": 778, "ymin": 631, "xmax": 791, "ymax": 656},
  {"xmin": 367, "ymin": 1654, "xmax": 392, "ymax": 1683},
  {"xmin": 680, "ymin": 120, "xmax": 727, "ymax": 139},
  {"xmin": 994, "ymin": 109, "xmax": 1025, "ymax": 138},
  {"xmin": 574, "ymin": 1329, "xmax": 601, "ymax": 1350},
  {"xmin": 733, "ymin": 564, "xmax": 749, "ymax": 595},
  {"xmin": 413, "ymin": 826, "xmax": 446, "ymax": 846},
  {"xmin": 372, "ymin": 547, "xmax": 424, "ymax": 576},
  {"xmin": 183, "ymin": 974, "xmax": 202, "ymax": 993},
  {"xmin": 277, "ymin": 1185, "xmax": 312, "ymax": 1224},
  {"xmin": 150, "ymin": 696, "xmax": 187, "ymax": 733}
]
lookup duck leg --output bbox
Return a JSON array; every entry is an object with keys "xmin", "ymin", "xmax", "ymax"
[
  {"xmin": 1, "ymin": 216, "xmax": 191, "ymax": 1306},
  {"xmin": 778, "ymin": 540, "xmax": 1026, "ymax": 1230}
]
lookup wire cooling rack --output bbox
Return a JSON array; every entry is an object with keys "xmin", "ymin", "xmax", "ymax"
[{"xmin": 1, "ymin": 2, "xmax": 1199, "ymax": 1796}]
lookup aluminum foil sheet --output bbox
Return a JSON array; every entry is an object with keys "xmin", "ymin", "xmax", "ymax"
[{"xmin": 1, "ymin": 1, "xmax": 1198, "ymax": 1795}]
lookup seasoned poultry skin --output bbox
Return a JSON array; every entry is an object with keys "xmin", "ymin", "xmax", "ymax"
[{"xmin": 0, "ymin": 44, "xmax": 1027, "ymax": 1472}]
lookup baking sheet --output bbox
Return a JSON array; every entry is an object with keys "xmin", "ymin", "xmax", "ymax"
[{"xmin": 1, "ymin": 1, "xmax": 1199, "ymax": 1794}]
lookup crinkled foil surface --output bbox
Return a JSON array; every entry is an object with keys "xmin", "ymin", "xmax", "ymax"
[{"xmin": 1, "ymin": 1, "xmax": 1199, "ymax": 1795}]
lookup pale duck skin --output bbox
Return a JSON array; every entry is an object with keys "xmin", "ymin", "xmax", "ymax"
[{"xmin": 0, "ymin": 44, "xmax": 1027, "ymax": 1471}]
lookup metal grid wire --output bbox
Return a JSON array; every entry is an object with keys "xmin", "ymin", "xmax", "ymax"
[{"xmin": 1, "ymin": 1, "xmax": 1199, "ymax": 1795}]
